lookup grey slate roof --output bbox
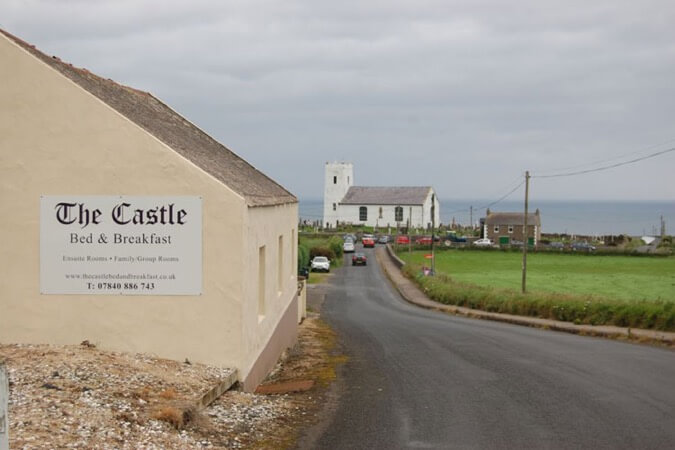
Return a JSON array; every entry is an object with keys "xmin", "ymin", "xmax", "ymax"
[
  {"xmin": 486, "ymin": 211, "xmax": 541, "ymax": 226},
  {"xmin": 340, "ymin": 186, "xmax": 432, "ymax": 205},
  {"xmin": 1, "ymin": 29, "xmax": 296, "ymax": 207}
]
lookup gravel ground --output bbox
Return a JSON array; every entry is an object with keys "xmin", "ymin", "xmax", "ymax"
[{"xmin": 0, "ymin": 343, "xmax": 297, "ymax": 449}]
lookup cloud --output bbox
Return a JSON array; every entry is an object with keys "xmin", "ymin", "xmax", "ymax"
[{"xmin": 2, "ymin": 0, "xmax": 674, "ymax": 201}]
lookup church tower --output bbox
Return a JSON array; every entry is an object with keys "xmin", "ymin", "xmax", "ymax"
[{"xmin": 323, "ymin": 162, "xmax": 353, "ymax": 228}]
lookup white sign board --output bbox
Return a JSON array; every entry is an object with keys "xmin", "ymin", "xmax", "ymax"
[{"xmin": 40, "ymin": 196, "xmax": 202, "ymax": 295}]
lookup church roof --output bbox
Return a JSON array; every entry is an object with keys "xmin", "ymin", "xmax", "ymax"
[
  {"xmin": 340, "ymin": 186, "xmax": 433, "ymax": 205},
  {"xmin": 1, "ymin": 29, "xmax": 296, "ymax": 207}
]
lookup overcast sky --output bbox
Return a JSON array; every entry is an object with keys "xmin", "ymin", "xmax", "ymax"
[{"xmin": 2, "ymin": 0, "xmax": 674, "ymax": 202}]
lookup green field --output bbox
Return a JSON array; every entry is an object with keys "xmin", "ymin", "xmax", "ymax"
[{"xmin": 399, "ymin": 249, "xmax": 675, "ymax": 302}]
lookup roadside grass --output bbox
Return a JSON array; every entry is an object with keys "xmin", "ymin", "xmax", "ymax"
[
  {"xmin": 398, "ymin": 249, "xmax": 675, "ymax": 331},
  {"xmin": 307, "ymin": 272, "xmax": 333, "ymax": 285}
]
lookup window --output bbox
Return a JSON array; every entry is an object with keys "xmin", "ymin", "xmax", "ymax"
[
  {"xmin": 258, "ymin": 246, "xmax": 266, "ymax": 318},
  {"xmin": 359, "ymin": 206, "xmax": 368, "ymax": 221},
  {"xmin": 494, "ymin": 225, "xmax": 500, "ymax": 233},
  {"xmin": 508, "ymin": 225, "xmax": 514, "ymax": 233},
  {"xmin": 333, "ymin": 176, "xmax": 337, "ymax": 184},
  {"xmin": 277, "ymin": 235, "xmax": 283, "ymax": 295},
  {"xmin": 347, "ymin": 176, "xmax": 350, "ymax": 184},
  {"xmin": 395, "ymin": 206, "xmax": 403, "ymax": 222},
  {"xmin": 379, "ymin": 207, "xmax": 383, "ymax": 219},
  {"xmin": 332, "ymin": 203, "xmax": 336, "ymax": 211}
]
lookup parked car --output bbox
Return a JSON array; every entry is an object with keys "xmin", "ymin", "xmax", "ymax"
[
  {"xmin": 445, "ymin": 233, "xmax": 467, "ymax": 243},
  {"xmin": 377, "ymin": 235, "xmax": 390, "ymax": 244},
  {"xmin": 472, "ymin": 238, "xmax": 494, "ymax": 247},
  {"xmin": 571, "ymin": 242, "xmax": 596, "ymax": 252},
  {"xmin": 396, "ymin": 235, "xmax": 410, "ymax": 245},
  {"xmin": 343, "ymin": 241, "xmax": 355, "ymax": 253},
  {"xmin": 362, "ymin": 237, "xmax": 375, "ymax": 248},
  {"xmin": 548, "ymin": 242, "xmax": 565, "ymax": 250},
  {"xmin": 352, "ymin": 252, "xmax": 367, "ymax": 266},
  {"xmin": 310, "ymin": 256, "xmax": 330, "ymax": 272},
  {"xmin": 415, "ymin": 236, "xmax": 432, "ymax": 245}
]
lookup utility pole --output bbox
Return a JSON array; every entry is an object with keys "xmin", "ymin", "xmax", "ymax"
[
  {"xmin": 521, "ymin": 171, "xmax": 530, "ymax": 294},
  {"xmin": 409, "ymin": 206, "xmax": 412, "ymax": 254},
  {"xmin": 470, "ymin": 205, "xmax": 473, "ymax": 231},
  {"xmin": 431, "ymin": 194, "xmax": 436, "ymax": 275}
]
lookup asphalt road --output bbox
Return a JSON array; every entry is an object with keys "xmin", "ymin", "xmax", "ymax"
[{"xmin": 304, "ymin": 245, "xmax": 675, "ymax": 450}]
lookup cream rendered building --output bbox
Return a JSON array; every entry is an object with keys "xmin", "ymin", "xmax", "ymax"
[{"xmin": 0, "ymin": 30, "xmax": 298, "ymax": 391}]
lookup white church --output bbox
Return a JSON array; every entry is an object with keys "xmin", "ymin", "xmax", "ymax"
[{"xmin": 323, "ymin": 162, "xmax": 440, "ymax": 229}]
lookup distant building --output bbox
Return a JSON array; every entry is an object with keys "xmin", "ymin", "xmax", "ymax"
[
  {"xmin": 322, "ymin": 162, "xmax": 440, "ymax": 229},
  {"xmin": 0, "ymin": 29, "xmax": 298, "ymax": 391},
  {"xmin": 482, "ymin": 209, "xmax": 542, "ymax": 245}
]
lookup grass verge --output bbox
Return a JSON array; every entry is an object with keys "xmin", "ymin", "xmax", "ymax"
[
  {"xmin": 401, "ymin": 261, "xmax": 675, "ymax": 331},
  {"xmin": 307, "ymin": 272, "xmax": 333, "ymax": 285}
]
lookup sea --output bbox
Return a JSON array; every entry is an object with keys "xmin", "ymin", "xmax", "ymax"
[{"xmin": 298, "ymin": 198, "xmax": 674, "ymax": 237}]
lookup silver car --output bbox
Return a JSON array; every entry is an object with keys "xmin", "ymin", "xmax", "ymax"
[
  {"xmin": 310, "ymin": 256, "xmax": 331, "ymax": 272},
  {"xmin": 472, "ymin": 238, "xmax": 494, "ymax": 247}
]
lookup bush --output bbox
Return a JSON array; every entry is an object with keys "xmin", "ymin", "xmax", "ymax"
[
  {"xmin": 328, "ymin": 236, "xmax": 344, "ymax": 259},
  {"xmin": 298, "ymin": 242, "xmax": 310, "ymax": 269},
  {"xmin": 310, "ymin": 246, "xmax": 336, "ymax": 261}
]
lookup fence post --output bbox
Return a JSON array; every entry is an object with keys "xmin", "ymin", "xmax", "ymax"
[{"xmin": 0, "ymin": 362, "xmax": 8, "ymax": 450}]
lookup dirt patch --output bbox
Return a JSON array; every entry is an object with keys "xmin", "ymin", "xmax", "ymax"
[{"xmin": 250, "ymin": 310, "xmax": 347, "ymax": 449}]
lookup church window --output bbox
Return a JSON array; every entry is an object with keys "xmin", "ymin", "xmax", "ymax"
[
  {"xmin": 333, "ymin": 176, "xmax": 337, "ymax": 184},
  {"xmin": 379, "ymin": 207, "xmax": 383, "ymax": 219},
  {"xmin": 332, "ymin": 203, "xmax": 336, "ymax": 211},
  {"xmin": 395, "ymin": 206, "xmax": 403, "ymax": 222},
  {"xmin": 359, "ymin": 206, "xmax": 368, "ymax": 221}
]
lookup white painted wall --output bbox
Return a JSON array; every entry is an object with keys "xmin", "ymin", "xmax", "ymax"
[
  {"xmin": 323, "ymin": 162, "xmax": 353, "ymax": 228},
  {"xmin": 421, "ymin": 190, "xmax": 441, "ymax": 229},
  {"xmin": 337, "ymin": 204, "xmax": 429, "ymax": 228}
]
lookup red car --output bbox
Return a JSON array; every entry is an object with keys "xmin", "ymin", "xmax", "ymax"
[
  {"xmin": 415, "ymin": 236, "xmax": 432, "ymax": 245},
  {"xmin": 395, "ymin": 235, "xmax": 410, "ymax": 245},
  {"xmin": 352, "ymin": 253, "xmax": 367, "ymax": 266},
  {"xmin": 362, "ymin": 237, "xmax": 375, "ymax": 248}
]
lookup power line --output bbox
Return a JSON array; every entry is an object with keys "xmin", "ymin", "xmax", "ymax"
[
  {"xmin": 475, "ymin": 180, "xmax": 525, "ymax": 211},
  {"xmin": 533, "ymin": 147, "xmax": 675, "ymax": 178},
  {"xmin": 534, "ymin": 138, "xmax": 675, "ymax": 176},
  {"xmin": 445, "ymin": 176, "xmax": 524, "ymax": 215}
]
